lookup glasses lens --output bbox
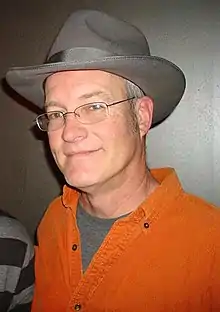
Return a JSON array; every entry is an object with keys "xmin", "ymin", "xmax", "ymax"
[
  {"xmin": 36, "ymin": 114, "xmax": 48, "ymax": 131},
  {"xmin": 36, "ymin": 112, "xmax": 64, "ymax": 131},
  {"xmin": 76, "ymin": 103, "xmax": 108, "ymax": 124}
]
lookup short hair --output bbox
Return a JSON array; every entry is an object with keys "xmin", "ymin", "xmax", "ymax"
[
  {"xmin": 125, "ymin": 80, "xmax": 145, "ymax": 100},
  {"xmin": 124, "ymin": 80, "xmax": 145, "ymax": 132}
]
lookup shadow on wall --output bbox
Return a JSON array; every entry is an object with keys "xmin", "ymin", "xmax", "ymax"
[
  {"xmin": 2, "ymin": 77, "xmax": 65, "ymax": 191},
  {"xmin": 2, "ymin": 78, "xmax": 66, "ymax": 242},
  {"xmin": 32, "ymin": 126, "xmax": 65, "ymax": 189},
  {"xmin": 2, "ymin": 78, "xmax": 42, "ymax": 115}
]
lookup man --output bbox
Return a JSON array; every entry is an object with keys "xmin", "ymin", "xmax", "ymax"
[
  {"xmin": 0, "ymin": 210, "xmax": 34, "ymax": 311},
  {"xmin": 6, "ymin": 9, "xmax": 220, "ymax": 312}
]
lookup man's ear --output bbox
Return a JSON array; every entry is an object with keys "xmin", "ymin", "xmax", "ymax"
[{"xmin": 136, "ymin": 96, "xmax": 154, "ymax": 137}]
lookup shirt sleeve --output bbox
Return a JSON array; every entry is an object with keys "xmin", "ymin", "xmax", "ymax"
[{"xmin": 0, "ymin": 216, "xmax": 35, "ymax": 312}]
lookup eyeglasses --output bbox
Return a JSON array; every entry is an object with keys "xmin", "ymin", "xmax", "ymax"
[{"xmin": 35, "ymin": 97, "xmax": 135, "ymax": 132}]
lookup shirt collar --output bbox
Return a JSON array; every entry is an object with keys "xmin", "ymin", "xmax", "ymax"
[
  {"xmin": 61, "ymin": 168, "xmax": 183, "ymax": 218},
  {"xmin": 137, "ymin": 167, "xmax": 183, "ymax": 221}
]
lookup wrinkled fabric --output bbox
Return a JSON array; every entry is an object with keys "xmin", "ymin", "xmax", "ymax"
[{"xmin": 32, "ymin": 168, "xmax": 220, "ymax": 312}]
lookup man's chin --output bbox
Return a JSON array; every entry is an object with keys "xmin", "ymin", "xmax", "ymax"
[{"xmin": 64, "ymin": 175, "xmax": 98, "ymax": 191}]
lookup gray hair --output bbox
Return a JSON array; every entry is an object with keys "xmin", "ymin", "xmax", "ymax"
[
  {"xmin": 124, "ymin": 80, "xmax": 145, "ymax": 132},
  {"xmin": 125, "ymin": 80, "xmax": 145, "ymax": 100}
]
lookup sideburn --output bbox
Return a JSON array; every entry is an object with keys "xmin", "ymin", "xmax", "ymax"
[{"xmin": 128, "ymin": 104, "xmax": 139, "ymax": 134}]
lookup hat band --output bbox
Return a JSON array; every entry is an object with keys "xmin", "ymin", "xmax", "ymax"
[{"xmin": 46, "ymin": 47, "xmax": 116, "ymax": 64}]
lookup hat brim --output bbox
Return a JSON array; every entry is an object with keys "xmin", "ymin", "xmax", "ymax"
[{"xmin": 6, "ymin": 55, "xmax": 186, "ymax": 126}]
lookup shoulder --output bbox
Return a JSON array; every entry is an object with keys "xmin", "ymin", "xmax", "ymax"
[
  {"xmin": 38, "ymin": 195, "xmax": 64, "ymax": 230},
  {"xmin": 0, "ymin": 215, "xmax": 33, "ymax": 243},
  {"xmin": 0, "ymin": 214, "xmax": 35, "ymax": 309},
  {"xmin": 0, "ymin": 215, "xmax": 34, "ymax": 267},
  {"xmin": 175, "ymin": 191, "xmax": 220, "ymax": 237},
  {"xmin": 38, "ymin": 186, "xmax": 79, "ymax": 230},
  {"xmin": 36, "ymin": 191, "xmax": 74, "ymax": 242},
  {"xmin": 178, "ymin": 191, "xmax": 220, "ymax": 217},
  {"xmin": 36, "ymin": 187, "xmax": 80, "ymax": 247}
]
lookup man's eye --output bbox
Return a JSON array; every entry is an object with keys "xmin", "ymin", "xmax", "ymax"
[
  {"xmin": 47, "ymin": 112, "xmax": 63, "ymax": 120},
  {"xmin": 88, "ymin": 103, "xmax": 105, "ymax": 111}
]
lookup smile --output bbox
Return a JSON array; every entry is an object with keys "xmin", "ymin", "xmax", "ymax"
[{"xmin": 66, "ymin": 149, "xmax": 101, "ymax": 158}]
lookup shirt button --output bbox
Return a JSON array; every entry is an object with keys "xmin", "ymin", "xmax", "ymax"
[
  {"xmin": 144, "ymin": 222, "xmax": 150, "ymax": 229},
  {"xmin": 72, "ymin": 244, "xmax": 78, "ymax": 251},
  {"xmin": 74, "ymin": 303, "xmax": 81, "ymax": 311}
]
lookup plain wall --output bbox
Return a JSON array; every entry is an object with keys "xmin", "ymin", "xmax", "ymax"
[{"xmin": 0, "ymin": 0, "xmax": 219, "ymax": 236}]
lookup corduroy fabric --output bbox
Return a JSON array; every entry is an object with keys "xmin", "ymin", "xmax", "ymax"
[{"xmin": 32, "ymin": 168, "xmax": 220, "ymax": 312}]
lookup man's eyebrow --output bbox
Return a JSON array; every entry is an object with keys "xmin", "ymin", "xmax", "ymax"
[
  {"xmin": 44, "ymin": 101, "xmax": 65, "ymax": 109},
  {"xmin": 44, "ymin": 91, "xmax": 113, "ymax": 109},
  {"xmin": 78, "ymin": 90, "xmax": 112, "ymax": 101}
]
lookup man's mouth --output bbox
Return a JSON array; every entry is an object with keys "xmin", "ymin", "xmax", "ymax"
[{"xmin": 65, "ymin": 149, "xmax": 101, "ymax": 157}]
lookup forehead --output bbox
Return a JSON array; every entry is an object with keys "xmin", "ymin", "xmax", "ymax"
[{"xmin": 44, "ymin": 70, "xmax": 126, "ymax": 99}]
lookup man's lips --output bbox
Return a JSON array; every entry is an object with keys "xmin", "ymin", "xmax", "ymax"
[{"xmin": 64, "ymin": 149, "xmax": 101, "ymax": 157}]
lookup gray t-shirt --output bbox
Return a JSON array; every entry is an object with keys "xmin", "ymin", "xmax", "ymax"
[{"xmin": 76, "ymin": 203, "xmax": 127, "ymax": 272}]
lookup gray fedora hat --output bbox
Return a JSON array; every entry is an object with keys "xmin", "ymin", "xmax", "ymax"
[{"xmin": 6, "ymin": 9, "xmax": 186, "ymax": 125}]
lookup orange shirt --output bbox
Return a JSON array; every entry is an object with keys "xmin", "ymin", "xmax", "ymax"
[{"xmin": 32, "ymin": 168, "xmax": 220, "ymax": 312}]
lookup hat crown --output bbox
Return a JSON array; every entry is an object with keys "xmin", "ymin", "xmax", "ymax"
[
  {"xmin": 47, "ymin": 10, "xmax": 150, "ymax": 60},
  {"xmin": 6, "ymin": 9, "xmax": 185, "ymax": 126}
]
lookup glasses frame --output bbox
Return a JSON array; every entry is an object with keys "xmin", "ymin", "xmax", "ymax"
[{"xmin": 35, "ymin": 97, "xmax": 135, "ymax": 132}]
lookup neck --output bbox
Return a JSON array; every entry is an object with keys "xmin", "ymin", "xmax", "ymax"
[{"xmin": 79, "ymin": 159, "xmax": 159, "ymax": 219}]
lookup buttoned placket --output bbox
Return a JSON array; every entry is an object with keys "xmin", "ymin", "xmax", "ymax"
[{"xmin": 68, "ymin": 207, "xmax": 149, "ymax": 311}]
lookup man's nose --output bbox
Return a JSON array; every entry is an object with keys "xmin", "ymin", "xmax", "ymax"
[{"xmin": 61, "ymin": 114, "xmax": 88, "ymax": 143}]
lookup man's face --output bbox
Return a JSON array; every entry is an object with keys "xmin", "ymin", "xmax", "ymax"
[{"xmin": 44, "ymin": 70, "xmax": 151, "ymax": 191}]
